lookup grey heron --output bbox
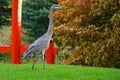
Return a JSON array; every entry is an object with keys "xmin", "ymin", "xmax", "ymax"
[{"xmin": 23, "ymin": 4, "xmax": 63, "ymax": 70}]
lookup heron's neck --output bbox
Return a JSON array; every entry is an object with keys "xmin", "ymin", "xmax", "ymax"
[{"xmin": 46, "ymin": 10, "xmax": 53, "ymax": 37}]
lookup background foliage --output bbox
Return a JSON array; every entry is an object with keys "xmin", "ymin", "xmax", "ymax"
[
  {"xmin": 0, "ymin": 0, "xmax": 11, "ymax": 26},
  {"xmin": 22, "ymin": 0, "xmax": 57, "ymax": 42},
  {"xmin": 53, "ymin": 0, "xmax": 120, "ymax": 68}
]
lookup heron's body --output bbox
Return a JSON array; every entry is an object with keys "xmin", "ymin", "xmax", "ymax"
[{"xmin": 23, "ymin": 32, "xmax": 52, "ymax": 58}]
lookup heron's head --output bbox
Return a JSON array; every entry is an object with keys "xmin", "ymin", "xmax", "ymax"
[{"xmin": 50, "ymin": 4, "xmax": 64, "ymax": 11}]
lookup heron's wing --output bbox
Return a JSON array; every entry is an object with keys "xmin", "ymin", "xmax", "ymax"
[
  {"xmin": 23, "ymin": 39, "xmax": 45, "ymax": 57},
  {"xmin": 23, "ymin": 34, "xmax": 50, "ymax": 58},
  {"xmin": 23, "ymin": 44, "xmax": 41, "ymax": 58},
  {"xmin": 30, "ymin": 35, "xmax": 50, "ymax": 50},
  {"xmin": 23, "ymin": 46, "xmax": 35, "ymax": 58}
]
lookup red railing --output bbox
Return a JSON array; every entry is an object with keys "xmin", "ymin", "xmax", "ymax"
[{"xmin": 0, "ymin": 45, "xmax": 11, "ymax": 53}]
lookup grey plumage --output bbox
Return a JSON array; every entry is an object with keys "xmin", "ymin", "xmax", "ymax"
[
  {"xmin": 23, "ymin": 4, "xmax": 63, "ymax": 70},
  {"xmin": 23, "ymin": 33, "xmax": 51, "ymax": 58}
]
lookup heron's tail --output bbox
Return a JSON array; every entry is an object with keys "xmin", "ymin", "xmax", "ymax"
[{"xmin": 23, "ymin": 50, "xmax": 31, "ymax": 58}]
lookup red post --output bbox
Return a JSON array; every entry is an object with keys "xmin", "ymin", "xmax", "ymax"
[
  {"xmin": 11, "ymin": 0, "xmax": 22, "ymax": 64},
  {"xmin": 45, "ymin": 41, "xmax": 58, "ymax": 64}
]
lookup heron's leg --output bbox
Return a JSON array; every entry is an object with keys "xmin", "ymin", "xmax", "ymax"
[
  {"xmin": 32, "ymin": 54, "xmax": 36, "ymax": 70},
  {"xmin": 42, "ymin": 50, "xmax": 46, "ymax": 70}
]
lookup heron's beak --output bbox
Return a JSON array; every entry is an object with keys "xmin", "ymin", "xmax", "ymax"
[{"xmin": 54, "ymin": 5, "xmax": 66, "ymax": 10}]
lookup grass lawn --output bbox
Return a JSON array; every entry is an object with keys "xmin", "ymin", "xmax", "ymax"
[{"xmin": 0, "ymin": 64, "xmax": 119, "ymax": 80}]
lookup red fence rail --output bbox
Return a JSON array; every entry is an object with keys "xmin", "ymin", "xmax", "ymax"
[{"xmin": 0, "ymin": 45, "xmax": 11, "ymax": 53}]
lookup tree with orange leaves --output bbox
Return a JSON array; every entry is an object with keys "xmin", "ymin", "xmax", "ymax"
[{"xmin": 53, "ymin": 0, "xmax": 120, "ymax": 68}]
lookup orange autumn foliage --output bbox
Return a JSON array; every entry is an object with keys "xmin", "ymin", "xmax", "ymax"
[{"xmin": 53, "ymin": 0, "xmax": 120, "ymax": 68}]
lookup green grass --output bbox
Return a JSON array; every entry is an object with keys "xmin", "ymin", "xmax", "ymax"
[{"xmin": 0, "ymin": 64, "xmax": 119, "ymax": 80}]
